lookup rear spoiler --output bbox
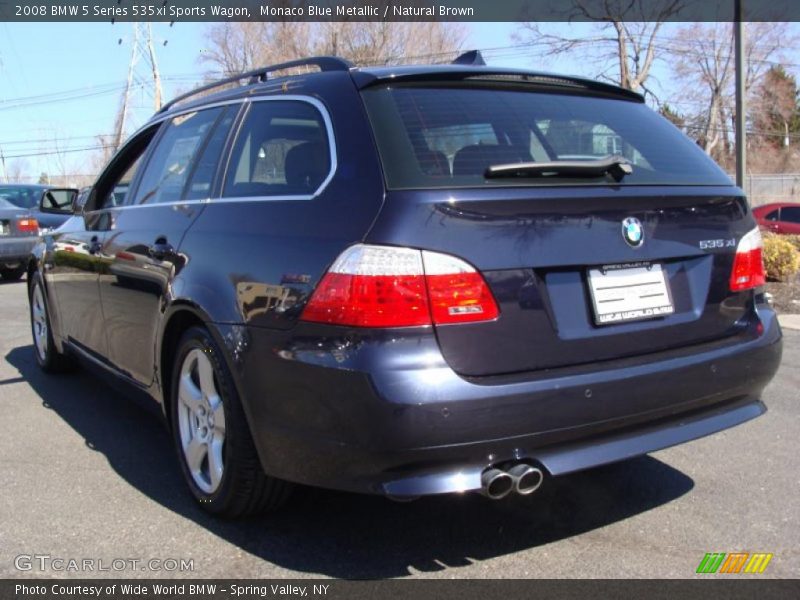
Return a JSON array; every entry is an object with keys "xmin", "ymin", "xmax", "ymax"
[{"xmin": 350, "ymin": 64, "xmax": 643, "ymax": 103}]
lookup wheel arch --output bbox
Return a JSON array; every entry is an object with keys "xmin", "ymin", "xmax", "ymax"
[
  {"xmin": 157, "ymin": 301, "xmax": 249, "ymax": 430},
  {"xmin": 157, "ymin": 302, "xmax": 208, "ymax": 424},
  {"xmin": 26, "ymin": 247, "xmax": 67, "ymax": 355}
]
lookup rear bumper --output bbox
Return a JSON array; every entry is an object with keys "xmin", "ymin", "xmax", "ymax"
[
  {"xmin": 0, "ymin": 237, "xmax": 36, "ymax": 266},
  {"xmin": 227, "ymin": 307, "xmax": 782, "ymax": 496}
]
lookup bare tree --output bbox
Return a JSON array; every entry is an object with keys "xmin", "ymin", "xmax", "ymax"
[
  {"xmin": 752, "ymin": 65, "xmax": 799, "ymax": 149},
  {"xmin": 669, "ymin": 22, "xmax": 791, "ymax": 162},
  {"xmin": 516, "ymin": 0, "xmax": 684, "ymax": 97},
  {"xmin": 200, "ymin": 19, "xmax": 467, "ymax": 76},
  {"xmin": 6, "ymin": 159, "xmax": 29, "ymax": 183}
]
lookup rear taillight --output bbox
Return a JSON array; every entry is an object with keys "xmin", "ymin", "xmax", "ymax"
[
  {"xmin": 16, "ymin": 218, "xmax": 39, "ymax": 233},
  {"xmin": 422, "ymin": 250, "xmax": 500, "ymax": 325},
  {"xmin": 730, "ymin": 227, "xmax": 766, "ymax": 292},
  {"xmin": 301, "ymin": 244, "xmax": 499, "ymax": 328}
]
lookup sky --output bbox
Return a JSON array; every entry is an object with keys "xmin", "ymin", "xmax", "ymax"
[{"xmin": 1, "ymin": 21, "xmax": 798, "ymax": 184}]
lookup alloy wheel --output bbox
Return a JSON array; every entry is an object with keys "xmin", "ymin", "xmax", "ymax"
[
  {"xmin": 177, "ymin": 348, "xmax": 227, "ymax": 494},
  {"xmin": 31, "ymin": 283, "xmax": 48, "ymax": 362}
]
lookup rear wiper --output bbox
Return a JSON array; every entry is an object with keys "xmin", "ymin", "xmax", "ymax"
[{"xmin": 484, "ymin": 155, "xmax": 633, "ymax": 182}]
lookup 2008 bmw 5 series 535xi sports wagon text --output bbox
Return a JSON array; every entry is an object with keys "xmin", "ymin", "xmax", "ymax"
[{"xmin": 27, "ymin": 53, "xmax": 782, "ymax": 517}]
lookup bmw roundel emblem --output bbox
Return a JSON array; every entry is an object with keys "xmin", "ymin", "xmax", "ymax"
[{"xmin": 622, "ymin": 217, "xmax": 644, "ymax": 248}]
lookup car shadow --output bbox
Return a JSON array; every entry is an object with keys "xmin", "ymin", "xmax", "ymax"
[{"xmin": 6, "ymin": 344, "xmax": 694, "ymax": 578}]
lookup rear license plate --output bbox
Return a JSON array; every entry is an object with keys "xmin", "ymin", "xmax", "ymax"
[{"xmin": 588, "ymin": 262, "xmax": 674, "ymax": 325}]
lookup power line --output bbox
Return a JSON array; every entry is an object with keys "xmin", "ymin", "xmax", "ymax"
[
  {"xmin": 0, "ymin": 77, "xmax": 203, "ymax": 113},
  {"xmin": 1, "ymin": 144, "xmax": 116, "ymax": 160},
  {"xmin": 0, "ymin": 134, "xmax": 116, "ymax": 147}
]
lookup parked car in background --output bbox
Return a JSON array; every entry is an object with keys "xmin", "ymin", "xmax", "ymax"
[
  {"xmin": 0, "ymin": 197, "xmax": 41, "ymax": 280},
  {"xmin": 27, "ymin": 54, "xmax": 782, "ymax": 517},
  {"xmin": 0, "ymin": 184, "xmax": 77, "ymax": 232},
  {"xmin": 753, "ymin": 202, "xmax": 800, "ymax": 235}
]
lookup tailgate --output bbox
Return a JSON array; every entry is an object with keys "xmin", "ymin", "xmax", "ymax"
[{"xmin": 366, "ymin": 186, "xmax": 756, "ymax": 376}]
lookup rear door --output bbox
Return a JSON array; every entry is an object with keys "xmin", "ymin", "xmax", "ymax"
[
  {"xmin": 97, "ymin": 105, "xmax": 237, "ymax": 386},
  {"xmin": 361, "ymin": 83, "xmax": 758, "ymax": 376}
]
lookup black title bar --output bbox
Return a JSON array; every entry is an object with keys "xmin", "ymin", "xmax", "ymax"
[
  {"xmin": 4, "ymin": 579, "xmax": 800, "ymax": 600},
  {"xmin": 2, "ymin": 0, "xmax": 800, "ymax": 22}
]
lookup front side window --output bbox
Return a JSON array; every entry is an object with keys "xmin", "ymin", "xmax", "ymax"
[
  {"xmin": 184, "ymin": 108, "xmax": 236, "ymax": 200},
  {"xmin": 362, "ymin": 85, "xmax": 732, "ymax": 189},
  {"xmin": 223, "ymin": 101, "xmax": 331, "ymax": 198},
  {"xmin": 764, "ymin": 209, "xmax": 780, "ymax": 221},
  {"xmin": 133, "ymin": 108, "xmax": 224, "ymax": 205}
]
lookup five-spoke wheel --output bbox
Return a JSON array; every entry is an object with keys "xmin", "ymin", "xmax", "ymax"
[
  {"xmin": 29, "ymin": 271, "xmax": 73, "ymax": 373},
  {"xmin": 171, "ymin": 326, "xmax": 291, "ymax": 516},
  {"xmin": 177, "ymin": 349, "xmax": 227, "ymax": 494},
  {"xmin": 31, "ymin": 282, "xmax": 48, "ymax": 363}
]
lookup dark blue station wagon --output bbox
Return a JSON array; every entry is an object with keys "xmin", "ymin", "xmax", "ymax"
[{"xmin": 28, "ymin": 54, "xmax": 782, "ymax": 516}]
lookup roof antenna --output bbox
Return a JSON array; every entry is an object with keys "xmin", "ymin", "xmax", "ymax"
[{"xmin": 452, "ymin": 50, "xmax": 486, "ymax": 66}]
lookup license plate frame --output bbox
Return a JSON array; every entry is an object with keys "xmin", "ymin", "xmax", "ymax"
[{"xmin": 587, "ymin": 262, "xmax": 675, "ymax": 325}]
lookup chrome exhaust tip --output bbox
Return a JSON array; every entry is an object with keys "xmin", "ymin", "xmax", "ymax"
[
  {"xmin": 481, "ymin": 468, "xmax": 514, "ymax": 500},
  {"xmin": 508, "ymin": 463, "xmax": 544, "ymax": 495}
]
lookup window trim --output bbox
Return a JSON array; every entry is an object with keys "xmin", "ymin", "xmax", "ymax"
[
  {"xmin": 89, "ymin": 123, "xmax": 163, "ymax": 213},
  {"xmin": 219, "ymin": 96, "xmax": 337, "ymax": 202},
  {"xmin": 95, "ymin": 95, "xmax": 337, "ymax": 211}
]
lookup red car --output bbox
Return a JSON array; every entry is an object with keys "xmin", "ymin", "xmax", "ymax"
[{"xmin": 753, "ymin": 202, "xmax": 800, "ymax": 234}]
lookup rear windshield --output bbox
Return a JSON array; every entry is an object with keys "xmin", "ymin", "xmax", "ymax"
[
  {"xmin": 0, "ymin": 185, "xmax": 41, "ymax": 209},
  {"xmin": 361, "ymin": 85, "xmax": 732, "ymax": 189}
]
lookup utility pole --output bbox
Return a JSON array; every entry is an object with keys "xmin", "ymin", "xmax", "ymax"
[
  {"xmin": 113, "ymin": 24, "xmax": 139, "ymax": 153},
  {"xmin": 146, "ymin": 23, "xmax": 163, "ymax": 111},
  {"xmin": 734, "ymin": 0, "xmax": 746, "ymax": 190},
  {"xmin": 0, "ymin": 147, "xmax": 7, "ymax": 183},
  {"xmin": 112, "ymin": 24, "xmax": 165, "ymax": 152}
]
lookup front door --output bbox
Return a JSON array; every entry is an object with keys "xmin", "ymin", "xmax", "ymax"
[
  {"xmin": 97, "ymin": 105, "xmax": 237, "ymax": 386},
  {"xmin": 49, "ymin": 130, "xmax": 158, "ymax": 357}
]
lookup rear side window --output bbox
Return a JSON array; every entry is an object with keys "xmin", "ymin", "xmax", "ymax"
[
  {"xmin": 764, "ymin": 209, "xmax": 780, "ymax": 221},
  {"xmin": 223, "ymin": 100, "xmax": 331, "ymax": 198},
  {"xmin": 362, "ymin": 86, "xmax": 732, "ymax": 189},
  {"xmin": 132, "ymin": 108, "xmax": 223, "ymax": 205},
  {"xmin": 782, "ymin": 207, "xmax": 800, "ymax": 223}
]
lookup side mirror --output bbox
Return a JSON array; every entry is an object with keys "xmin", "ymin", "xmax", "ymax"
[
  {"xmin": 72, "ymin": 188, "xmax": 91, "ymax": 215},
  {"xmin": 40, "ymin": 188, "xmax": 78, "ymax": 215}
]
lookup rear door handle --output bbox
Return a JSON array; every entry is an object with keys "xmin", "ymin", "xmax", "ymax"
[{"xmin": 148, "ymin": 239, "xmax": 174, "ymax": 260}]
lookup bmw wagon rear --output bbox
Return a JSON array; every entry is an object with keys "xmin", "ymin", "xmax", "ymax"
[
  {"xmin": 30, "ymin": 60, "xmax": 782, "ymax": 515},
  {"xmin": 280, "ymin": 69, "xmax": 782, "ymax": 502}
]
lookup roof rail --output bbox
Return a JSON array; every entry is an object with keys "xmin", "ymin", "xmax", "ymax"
[{"xmin": 158, "ymin": 56, "xmax": 354, "ymax": 114}]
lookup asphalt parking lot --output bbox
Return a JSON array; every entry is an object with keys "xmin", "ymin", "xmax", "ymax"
[{"xmin": 0, "ymin": 278, "xmax": 797, "ymax": 579}]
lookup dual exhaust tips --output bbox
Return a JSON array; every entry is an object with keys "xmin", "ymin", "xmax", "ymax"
[{"xmin": 481, "ymin": 463, "xmax": 544, "ymax": 500}]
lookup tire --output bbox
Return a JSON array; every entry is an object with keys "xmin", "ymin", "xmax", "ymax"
[
  {"xmin": 29, "ymin": 271, "xmax": 74, "ymax": 373},
  {"xmin": 170, "ymin": 326, "xmax": 292, "ymax": 517},
  {"xmin": 2, "ymin": 266, "xmax": 26, "ymax": 281}
]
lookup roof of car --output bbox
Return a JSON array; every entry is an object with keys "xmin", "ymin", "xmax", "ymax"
[
  {"xmin": 156, "ymin": 55, "xmax": 644, "ymax": 120},
  {"xmin": 754, "ymin": 202, "xmax": 800, "ymax": 211},
  {"xmin": 0, "ymin": 183, "xmax": 47, "ymax": 189}
]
